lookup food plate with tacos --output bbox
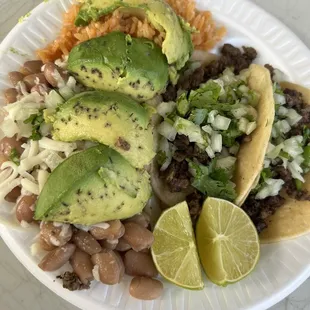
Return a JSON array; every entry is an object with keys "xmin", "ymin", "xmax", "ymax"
[{"xmin": 1, "ymin": 0, "xmax": 310, "ymax": 309}]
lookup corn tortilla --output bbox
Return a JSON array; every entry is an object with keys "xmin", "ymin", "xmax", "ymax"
[
  {"xmin": 234, "ymin": 64, "xmax": 275, "ymax": 206},
  {"xmin": 260, "ymin": 82, "xmax": 310, "ymax": 243}
]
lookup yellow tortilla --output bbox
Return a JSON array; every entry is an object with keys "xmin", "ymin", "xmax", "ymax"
[
  {"xmin": 260, "ymin": 81, "xmax": 310, "ymax": 243},
  {"xmin": 234, "ymin": 64, "xmax": 275, "ymax": 206}
]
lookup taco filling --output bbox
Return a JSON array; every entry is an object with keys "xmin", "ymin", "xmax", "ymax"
[
  {"xmin": 242, "ymin": 73, "xmax": 310, "ymax": 235},
  {"xmin": 154, "ymin": 48, "xmax": 274, "ymax": 224}
]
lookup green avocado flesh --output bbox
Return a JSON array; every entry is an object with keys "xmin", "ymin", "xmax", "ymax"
[
  {"xmin": 34, "ymin": 145, "xmax": 151, "ymax": 225},
  {"xmin": 68, "ymin": 32, "xmax": 169, "ymax": 101},
  {"xmin": 75, "ymin": 0, "xmax": 193, "ymax": 70},
  {"xmin": 46, "ymin": 90, "xmax": 155, "ymax": 169}
]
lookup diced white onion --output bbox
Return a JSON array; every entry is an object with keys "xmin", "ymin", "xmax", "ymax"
[
  {"xmin": 277, "ymin": 106, "xmax": 288, "ymax": 117},
  {"xmin": 274, "ymin": 93, "xmax": 286, "ymax": 105},
  {"xmin": 264, "ymin": 159, "xmax": 271, "ymax": 168},
  {"xmin": 205, "ymin": 146, "xmax": 215, "ymax": 158},
  {"xmin": 231, "ymin": 107, "xmax": 248, "ymax": 119},
  {"xmin": 157, "ymin": 101, "xmax": 176, "ymax": 118},
  {"xmin": 286, "ymin": 109, "xmax": 303, "ymax": 126},
  {"xmin": 201, "ymin": 125, "xmax": 213, "ymax": 134},
  {"xmin": 174, "ymin": 117, "xmax": 205, "ymax": 144},
  {"xmin": 211, "ymin": 132, "xmax": 222, "ymax": 153},
  {"xmin": 238, "ymin": 117, "xmax": 249, "ymax": 133},
  {"xmin": 273, "ymin": 69, "xmax": 287, "ymax": 83},
  {"xmin": 255, "ymin": 178, "xmax": 285, "ymax": 200},
  {"xmin": 157, "ymin": 121, "xmax": 177, "ymax": 141},
  {"xmin": 274, "ymin": 120, "xmax": 291, "ymax": 134},
  {"xmin": 207, "ymin": 110, "xmax": 218, "ymax": 124},
  {"xmin": 283, "ymin": 136, "xmax": 303, "ymax": 157},
  {"xmin": 266, "ymin": 143, "xmax": 284, "ymax": 159},
  {"xmin": 245, "ymin": 121, "xmax": 257, "ymax": 135},
  {"xmin": 229, "ymin": 144, "xmax": 240, "ymax": 155},
  {"xmin": 216, "ymin": 156, "xmax": 236, "ymax": 169},
  {"xmin": 288, "ymin": 161, "xmax": 305, "ymax": 182},
  {"xmin": 239, "ymin": 85, "xmax": 249, "ymax": 93},
  {"xmin": 212, "ymin": 115, "xmax": 231, "ymax": 131}
]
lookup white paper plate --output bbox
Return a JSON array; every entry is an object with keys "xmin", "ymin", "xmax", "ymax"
[{"xmin": 1, "ymin": 0, "xmax": 310, "ymax": 309}]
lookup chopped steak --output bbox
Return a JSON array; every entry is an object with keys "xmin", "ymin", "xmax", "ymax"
[
  {"xmin": 57, "ymin": 272, "xmax": 90, "ymax": 291},
  {"xmin": 242, "ymin": 195, "xmax": 285, "ymax": 233},
  {"xmin": 264, "ymin": 64, "xmax": 275, "ymax": 79},
  {"xmin": 163, "ymin": 159, "xmax": 192, "ymax": 192},
  {"xmin": 283, "ymin": 88, "xmax": 304, "ymax": 110},
  {"xmin": 186, "ymin": 190, "xmax": 204, "ymax": 225},
  {"xmin": 162, "ymin": 84, "xmax": 178, "ymax": 102},
  {"xmin": 163, "ymin": 44, "xmax": 258, "ymax": 96}
]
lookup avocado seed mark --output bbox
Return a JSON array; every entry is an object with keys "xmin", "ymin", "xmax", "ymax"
[
  {"xmin": 86, "ymin": 76, "xmax": 90, "ymax": 79},
  {"xmin": 88, "ymin": 115, "xmax": 92, "ymax": 120},
  {"xmin": 138, "ymin": 145, "xmax": 143, "ymax": 150},
  {"xmin": 137, "ymin": 94, "xmax": 144, "ymax": 99},
  {"xmin": 76, "ymin": 189, "xmax": 82, "ymax": 195},
  {"xmin": 100, "ymin": 195, "xmax": 104, "ymax": 199},
  {"xmin": 88, "ymin": 191, "xmax": 92, "ymax": 196},
  {"xmin": 75, "ymin": 122, "xmax": 79, "ymax": 125},
  {"xmin": 105, "ymin": 122, "xmax": 112, "ymax": 127},
  {"xmin": 73, "ymin": 101, "xmax": 81, "ymax": 109},
  {"xmin": 115, "ymin": 137, "xmax": 131, "ymax": 151},
  {"xmin": 62, "ymin": 202, "xmax": 69, "ymax": 207},
  {"xmin": 81, "ymin": 65, "xmax": 87, "ymax": 72},
  {"xmin": 91, "ymin": 68, "xmax": 103, "ymax": 79}
]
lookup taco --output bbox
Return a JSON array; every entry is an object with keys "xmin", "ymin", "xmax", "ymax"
[
  {"xmin": 242, "ymin": 80, "xmax": 310, "ymax": 243},
  {"xmin": 152, "ymin": 61, "xmax": 275, "ymax": 222}
]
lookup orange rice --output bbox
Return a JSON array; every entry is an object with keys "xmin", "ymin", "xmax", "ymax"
[{"xmin": 37, "ymin": 1, "xmax": 226, "ymax": 63}]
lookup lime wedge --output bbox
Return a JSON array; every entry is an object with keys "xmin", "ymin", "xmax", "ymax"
[
  {"xmin": 196, "ymin": 197, "xmax": 260, "ymax": 286},
  {"xmin": 151, "ymin": 201, "xmax": 204, "ymax": 290}
]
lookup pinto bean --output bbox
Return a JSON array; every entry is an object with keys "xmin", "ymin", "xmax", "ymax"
[
  {"xmin": 129, "ymin": 277, "xmax": 163, "ymax": 300},
  {"xmin": 124, "ymin": 213, "xmax": 150, "ymax": 228},
  {"xmin": 40, "ymin": 222, "xmax": 73, "ymax": 247},
  {"xmin": 5, "ymin": 187, "xmax": 21, "ymax": 203},
  {"xmin": 0, "ymin": 136, "xmax": 24, "ymax": 157},
  {"xmin": 124, "ymin": 250, "xmax": 158, "ymax": 278},
  {"xmin": 115, "ymin": 237, "xmax": 131, "ymax": 252},
  {"xmin": 39, "ymin": 237, "xmax": 56, "ymax": 251},
  {"xmin": 43, "ymin": 62, "xmax": 68, "ymax": 87},
  {"xmin": 4, "ymin": 88, "xmax": 18, "ymax": 104},
  {"xmin": 70, "ymin": 249, "xmax": 94, "ymax": 285},
  {"xmin": 38, "ymin": 243, "xmax": 76, "ymax": 272},
  {"xmin": 16, "ymin": 195, "xmax": 37, "ymax": 223},
  {"xmin": 91, "ymin": 251, "xmax": 124, "ymax": 285},
  {"xmin": 99, "ymin": 239, "xmax": 119, "ymax": 250},
  {"xmin": 123, "ymin": 223, "xmax": 154, "ymax": 252},
  {"xmin": 72, "ymin": 230, "xmax": 102, "ymax": 255},
  {"xmin": 8, "ymin": 71, "xmax": 25, "ymax": 86},
  {"xmin": 23, "ymin": 73, "xmax": 48, "ymax": 89},
  {"xmin": 21, "ymin": 60, "xmax": 44, "ymax": 75},
  {"xmin": 31, "ymin": 84, "xmax": 51, "ymax": 95},
  {"xmin": 90, "ymin": 220, "xmax": 125, "ymax": 240}
]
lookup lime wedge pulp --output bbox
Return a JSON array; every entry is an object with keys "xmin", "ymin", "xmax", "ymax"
[
  {"xmin": 151, "ymin": 201, "xmax": 204, "ymax": 290},
  {"xmin": 196, "ymin": 197, "xmax": 260, "ymax": 286}
]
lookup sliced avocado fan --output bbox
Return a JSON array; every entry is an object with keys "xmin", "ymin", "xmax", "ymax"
[
  {"xmin": 68, "ymin": 32, "xmax": 169, "ymax": 101},
  {"xmin": 45, "ymin": 90, "xmax": 155, "ymax": 169},
  {"xmin": 75, "ymin": 0, "xmax": 193, "ymax": 70},
  {"xmin": 34, "ymin": 145, "xmax": 151, "ymax": 225}
]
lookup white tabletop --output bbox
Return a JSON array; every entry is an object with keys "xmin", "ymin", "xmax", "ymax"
[{"xmin": 1, "ymin": 0, "xmax": 310, "ymax": 309}]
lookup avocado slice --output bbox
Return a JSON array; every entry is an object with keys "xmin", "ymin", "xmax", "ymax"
[
  {"xmin": 75, "ymin": 0, "xmax": 193, "ymax": 70},
  {"xmin": 68, "ymin": 32, "xmax": 169, "ymax": 101},
  {"xmin": 34, "ymin": 145, "xmax": 151, "ymax": 225},
  {"xmin": 46, "ymin": 90, "xmax": 155, "ymax": 169}
]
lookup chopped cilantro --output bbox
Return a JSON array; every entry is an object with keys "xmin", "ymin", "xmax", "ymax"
[
  {"xmin": 9, "ymin": 148, "xmax": 20, "ymax": 166},
  {"xmin": 188, "ymin": 159, "xmax": 236, "ymax": 202},
  {"xmin": 157, "ymin": 151, "xmax": 167, "ymax": 166},
  {"xmin": 24, "ymin": 110, "xmax": 45, "ymax": 141}
]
